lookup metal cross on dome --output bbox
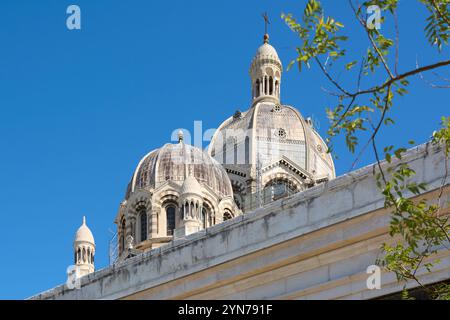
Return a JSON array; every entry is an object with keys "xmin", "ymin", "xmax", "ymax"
[{"xmin": 262, "ymin": 12, "xmax": 270, "ymax": 35}]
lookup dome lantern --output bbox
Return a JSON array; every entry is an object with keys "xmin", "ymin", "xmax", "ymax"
[
  {"xmin": 73, "ymin": 216, "xmax": 95, "ymax": 277},
  {"xmin": 249, "ymin": 32, "xmax": 282, "ymax": 105}
]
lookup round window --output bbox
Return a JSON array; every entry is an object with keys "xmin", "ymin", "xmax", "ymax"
[
  {"xmin": 275, "ymin": 128, "xmax": 287, "ymax": 139},
  {"xmin": 273, "ymin": 104, "xmax": 282, "ymax": 112}
]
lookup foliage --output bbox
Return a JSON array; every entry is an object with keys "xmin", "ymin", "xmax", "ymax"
[{"xmin": 283, "ymin": 0, "xmax": 450, "ymax": 299}]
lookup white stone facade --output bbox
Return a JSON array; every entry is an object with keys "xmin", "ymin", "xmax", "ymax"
[{"xmin": 30, "ymin": 142, "xmax": 450, "ymax": 300}]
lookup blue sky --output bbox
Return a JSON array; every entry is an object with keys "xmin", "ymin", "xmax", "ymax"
[{"xmin": 0, "ymin": 0, "xmax": 448, "ymax": 299}]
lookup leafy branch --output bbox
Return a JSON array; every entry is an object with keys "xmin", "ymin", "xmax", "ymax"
[{"xmin": 283, "ymin": 0, "xmax": 450, "ymax": 299}]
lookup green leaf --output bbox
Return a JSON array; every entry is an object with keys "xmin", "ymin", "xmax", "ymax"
[{"xmin": 345, "ymin": 61, "xmax": 357, "ymax": 70}]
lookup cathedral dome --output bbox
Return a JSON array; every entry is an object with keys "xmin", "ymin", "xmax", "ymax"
[
  {"xmin": 74, "ymin": 216, "xmax": 95, "ymax": 245},
  {"xmin": 208, "ymin": 102, "xmax": 335, "ymax": 182},
  {"xmin": 125, "ymin": 141, "xmax": 233, "ymax": 199},
  {"xmin": 209, "ymin": 32, "xmax": 335, "ymax": 195},
  {"xmin": 117, "ymin": 140, "xmax": 240, "ymax": 255}
]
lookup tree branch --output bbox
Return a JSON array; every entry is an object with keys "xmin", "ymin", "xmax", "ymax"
[
  {"xmin": 430, "ymin": 0, "xmax": 450, "ymax": 26},
  {"xmin": 348, "ymin": 0, "xmax": 395, "ymax": 79},
  {"xmin": 355, "ymin": 59, "xmax": 450, "ymax": 97}
]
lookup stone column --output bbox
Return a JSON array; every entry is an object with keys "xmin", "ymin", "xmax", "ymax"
[
  {"xmin": 147, "ymin": 210, "xmax": 152, "ymax": 240},
  {"xmin": 151, "ymin": 207, "xmax": 160, "ymax": 238},
  {"xmin": 258, "ymin": 78, "xmax": 261, "ymax": 97},
  {"xmin": 129, "ymin": 216, "xmax": 136, "ymax": 240}
]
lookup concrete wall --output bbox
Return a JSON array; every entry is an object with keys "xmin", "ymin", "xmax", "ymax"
[{"xmin": 31, "ymin": 142, "xmax": 450, "ymax": 300}]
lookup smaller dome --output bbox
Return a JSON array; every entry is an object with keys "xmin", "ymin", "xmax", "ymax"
[
  {"xmin": 126, "ymin": 142, "xmax": 233, "ymax": 199},
  {"xmin": 74, "ymin": 216, "xmax": 95, "ymax": 245},
  {"xmin": 180, "ymin": 175, "xmax": 202, "ymax": 196},
  {"xmin": 256, "ymin": 43, "xmax": 279, "ymax": 59}
]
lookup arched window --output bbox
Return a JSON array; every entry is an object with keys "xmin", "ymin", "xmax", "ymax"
[
  {"xmin": 245, "ymin": 136, "xmax": 250, "ymax": 165},
  {"xmin": 87, "ymin": 248, "xmax": 91, "ymax": 263},
  {"xmin": 139, "ymin": 209, "xmax": 147, "ymax": 242},
  {"xmin": 201, "ymin": 207, "xmax": 207, "ymax": 229},
  {"xmin": 264, "ymin": 179, "xmax": 298, "ymax": 202},
  {"xmin": 264, "ymin": 76, "xmax": 268, "ymax": 95},
  {"xmin": 166, "ymin": 206, "xmax": 176, "ymax": 236},
  {"xmin": 255, "ymin": 79, "xmax": 260, "ymax": 97},
  {"xmin": 77, "ymin": 248, "xmax": 81, "ymax": 264},
  {"xmin": 223, "ymin": 211, "xmax": 233, "ymax": 221},
  {"xmin": 82, "ymin": 248, "xmax": 86, "ymax": 263},
  {"xmin": 269, "ymin": 76, "xmax": 273, "ymax": 95},
  {"xmin": 275, "ymin": 80, "xmax": 279, "ymax": 96}
]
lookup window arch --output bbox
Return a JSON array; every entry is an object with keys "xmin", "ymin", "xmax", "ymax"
[
  {"xmin": 264, "ymin": 76, "xmax": 268, "ymax": 95},
  {"xmin": 223, "ymin": 211, "xmax": 233, "ymax": 221},
  {"xmin": 201, "ymin": 207, "xmax": 207, "ymax": 229},
  {"xmin": 166, "ymin": 205, "xmax": 176, "ymax": 236},
  {"xmin": 269, "ymin": 76, "xmax": 273, "ymax": 95},
  {"xmin": 264, "ymin": 179, "xmax": 298, "ymax": 202},
  {"xmin": 139, "ymin": 209, "xmax": 148, "ymax": 242},
  {"xmin": 255, "ymin": 79, "xmax": 260, "ymax": 97},
  {"xmin": 203, "ymin": 203, "xmax": 214, "ymax": 227},
  {"xmin": 190, "ymin": 201, "xmax": 195, "ymax": 219}
]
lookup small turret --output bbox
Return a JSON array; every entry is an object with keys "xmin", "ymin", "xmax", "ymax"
[{"xmin": 73, "ymin": 216, "xmax": 95, "ymax": 277}]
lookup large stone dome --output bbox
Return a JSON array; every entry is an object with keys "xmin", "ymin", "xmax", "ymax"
[
  {"xmin": 208, "ymin": 101, "xmax": 335, "ymax": 183},
  {"xmin": 117, "ymin": 138, "xmax": 240, "ymax": 256},
  {"xmin": 125, "ymin": 142, "xmax": 233, "ymax": 199}
]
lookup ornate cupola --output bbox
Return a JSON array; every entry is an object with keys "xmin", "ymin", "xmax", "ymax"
[
  {"xmin": 177, "ymin": 175, "xmax": 204, "ymax": 237},
  {"xmin": 208, "ymin": 16, "xmax": 335, "ymax": 213},
  {"xmin": 73, "ymin": 216, "xmax": 95, "ymax": 277},
  {"xmin": 249, "ymin": 32, "xmax": 282, "ymax": 105}
]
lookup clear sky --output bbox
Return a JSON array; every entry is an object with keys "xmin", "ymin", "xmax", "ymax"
[{"xmin": 0, "ymin": 0, "xmax": 448, "ymax": 299}]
